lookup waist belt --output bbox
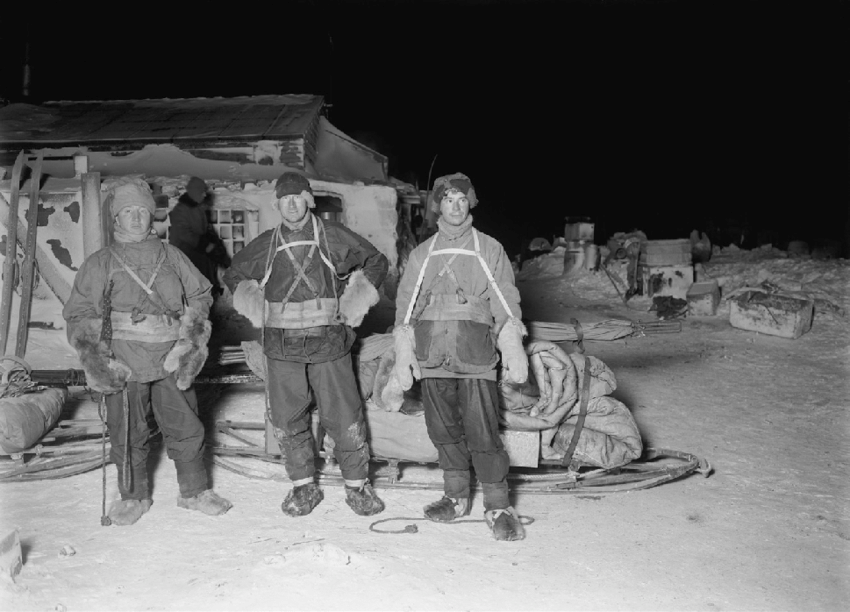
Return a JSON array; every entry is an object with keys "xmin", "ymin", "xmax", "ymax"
[
  {"xmin": 418, "ymin": 293, "xmax": 493, "ymax": 325},
  {"xmin": 265, "ymin": 298, "xmax": 339, "ymax": 330},
  {"xmin": 284, "ymin": 327, "xmax": 327, "ymax": 338},
  {"xmin": 110, "ymin": 312, "xmax": 180, "ymax": 342}
]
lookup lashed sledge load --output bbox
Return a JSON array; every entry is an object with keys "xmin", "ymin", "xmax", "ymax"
[{"xmin": 243, "ymin": 335, "xmax": 642, "ymax": 469}]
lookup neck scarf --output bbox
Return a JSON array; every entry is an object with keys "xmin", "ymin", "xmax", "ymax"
[
  {"xmin": 113, "ymin": 222, "xmax": 154, "ymax": 243},
  {"xmin": 437, "ymin": 214, "xmax": 474, "ymax": 241}
]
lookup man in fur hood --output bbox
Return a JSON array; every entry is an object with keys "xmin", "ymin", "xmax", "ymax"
[
  {"xmin": 390, "ymin": 172, "xmax": 529, "ymax": 541},
  {"xmin": 63, "ymin": 177, "xmax": 232, "ymax": 526},
  {"xmin": 223, "ymin": 171, "xmax": 388, "ymax": 518}
]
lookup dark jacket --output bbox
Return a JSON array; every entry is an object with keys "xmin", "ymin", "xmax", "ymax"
[{"xmin": 223, "ymin": 214, "xmax": 388, "ymax": 363}]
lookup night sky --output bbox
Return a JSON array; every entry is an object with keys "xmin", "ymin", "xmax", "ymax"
[{"xmin": 2, "ymin": 0, "xmax": 847, "ymax": 256}]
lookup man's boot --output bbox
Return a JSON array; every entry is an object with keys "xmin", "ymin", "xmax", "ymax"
[
  {"xmin": 484, "ymin": 507, "xmax": 525, "ymax": 541},
  {"xmin": 108, "ymin": 499, "xmax": 153, "ymax": 526},
  {"xmin": 344, "ymin": 482, "xmax": 384, "ymax": 516},
  {"xmin": 423, "ymin": 496, "xmax": 470, "ymax": 522},
  {"xmin": 282, "ymin": 483, "xmax": 323, "ymax": 517},
  {"xmin": 177, "ymin": 490, "xmax": 233, "ymax": 516}
]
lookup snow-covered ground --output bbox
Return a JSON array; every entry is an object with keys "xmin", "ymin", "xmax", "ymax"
[{"xmin": 1, "ymin": 247, "xmax": 848, "ymax": 611}]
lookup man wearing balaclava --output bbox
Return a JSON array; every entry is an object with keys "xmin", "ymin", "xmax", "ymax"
[
  {"xmin": 224, "ymin": 171, "xmax": 388, "ymax": 518},
  {"xmin": 63, "ymin": 177, "xmax": 232, "ymax": 526},
  {"xmin": 389, "ymin": 172, "xmax": 529, "ymax": 541},
  {"xmin": 168, "ymin": 176, "xmax": 228, "ymax": 295}
]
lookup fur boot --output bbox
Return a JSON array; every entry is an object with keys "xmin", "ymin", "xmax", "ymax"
[
  {"xmin": 424, "ymin": 496, "xmax": 470, "ymax": 523},
  {"xmin": 163, "ymin": 307, "xmax": 212, "ymax": 390},
  {"xmin": 68, "ymin": 318, "xmax": 132, "ymax": 393},
  {"xmin": 497, "ymin": 317, "xmax": 529, "ymax": 384},
  {"xmin": 177, "ymin": 489, "xmax": 232, "ymax": 516},
  {"xmin": 485, "ymin": 507, "xmax": 526, "ymax": 541},
  {"xmin": 345, "ymin": 482, "xmax": 385, "ymax": 516},
  {"xmin": 336, "ymin": 269, "xmax": 379, "ymax": 328},
  {"xmin": 232, "ymin": 279, "xmax": 265, "ymax": 328},
  {"xmin": 108, "ymin": 499, "xmax": 152, "ymax": 526}
]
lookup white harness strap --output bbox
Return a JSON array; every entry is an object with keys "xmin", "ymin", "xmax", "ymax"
[
  {"xmin": 403, "ymin": 229, "xmax": 514, "ymax": 325},
  {"xmin": 111, "ymin": 246, "xmax": 166, "ymax": 296},
  {"xmin": 260, "ymin": 216, "xmax": 346, "ymax": 289}
]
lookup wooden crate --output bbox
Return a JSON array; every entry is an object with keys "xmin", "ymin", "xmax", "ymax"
[
  {"xmin": 564, "ymin": 222, "xmax": 595, "ymax": 242},
  {"xmin": 641, "ymin": 264, "xmax": 694, "ymax": 299},
  {"xmin": 687, "ymin": 280, "xmax": 720, "ymax": 316},
  {"xmin": 729, "ymin": 290, "xmax": 814, "ymax": 339},
  {"xmin": 643, "ymin": 239, "xmax": 692, "ymax": 266}
]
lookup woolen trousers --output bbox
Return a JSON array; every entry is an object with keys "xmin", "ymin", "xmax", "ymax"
[
  {"xmin": 105, "ymin": 376, "xmax": 207, "ymax": 500},
  {"xmin": 266, "ymin": 354, "xmax": 370, "ymax": 483},
  {"xmin": 421, "ymin": 377, "xmax": 510, "ymax": 510}
]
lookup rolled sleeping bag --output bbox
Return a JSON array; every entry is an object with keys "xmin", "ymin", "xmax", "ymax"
[{"xmin": 0, "ymin": 387, "xmax": 68, "ymax": 454}]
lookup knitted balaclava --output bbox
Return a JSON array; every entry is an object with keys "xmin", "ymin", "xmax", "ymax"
[
  {"xmin": 274, "ymin": 172, "xmax": 315, "ymax": 208},
  {"xmin": 107, "ymin": 177, "xmax": 157, "ymax": 217},
  {"xmin": 429, "ymin": 172, "xmax": 478, "ymax": 213}
]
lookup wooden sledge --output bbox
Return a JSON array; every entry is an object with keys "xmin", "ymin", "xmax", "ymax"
[
  {"xmin": 210, "ymin": 418, "xmax": 712, "ymax": 495},
  {"xmin": 0, "ymin": 419, "xmax": 107, "ymax": 483}
]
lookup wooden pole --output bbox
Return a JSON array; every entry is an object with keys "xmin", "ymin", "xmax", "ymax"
[
  {"xmin": 81, "ymin": 172, "xmax": 102, "ymax": 258},
  {"xmin": 15, "ymin": 153, "xmax": 43, "ymax": 358},
  {"xmin": 0, "ymin": 151, "xmax": 25, "ymax": 356}
]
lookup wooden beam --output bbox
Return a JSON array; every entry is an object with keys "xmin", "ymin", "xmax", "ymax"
[{"xmin": 81, "ymin": 172, "xmax": 102, "ymax": 258}]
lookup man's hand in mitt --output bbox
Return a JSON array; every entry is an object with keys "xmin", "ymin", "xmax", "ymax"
[
  {"xmin": 391, "ymin": 325, "xmax": 420, "ymax": 390},
  {"xmin": 336, "ymin": 269, "xmax": 379, "ymax": 328},
  {"xmin": 497, "ymin": 317, "xmax": 528, "ymax": 384},
  {"xmin": 232, "ymin": 280, "xmax": 265, "ymax": 328},
  {"xmin": 68, "ymin": 318, "xmax": 132, "ymax": 394}
]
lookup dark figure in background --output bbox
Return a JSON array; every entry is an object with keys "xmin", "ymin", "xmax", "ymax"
[
  {"xmin": 168, "ymin": 177, "xmax": 230, "ymax": 296},
  {"xmin": 411, "ymin": 210, "xmax": 424, "ymax": 239},
  {"xmin": 63, "ymin": 178, "xmax": 232, "ymax": 526},
  {"xmin": 224, "ymin": 171, "xmax": 389, "ymax": 518}
]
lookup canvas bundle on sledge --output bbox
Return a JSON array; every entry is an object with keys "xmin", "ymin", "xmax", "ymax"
[
  {"xmin": 0, "ymin": 358, "xmax": 67, "ymax": 455},
  {"xmin": 239, "ymin": 335, "xmax": 643, "ymax": 471}
]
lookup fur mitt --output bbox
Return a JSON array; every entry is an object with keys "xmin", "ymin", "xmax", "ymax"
[
  {"xmin": 336, "ymin": 269, "xmax": 379, "ymax": 328},
  {"xmin": 370, "ymin": 350, "xmax": 403, "ymax": 412},
  {"xmin": 68, "ymin": 318, "xmax": 132, "ymax": 394},
  {"xmin": 163, "ymin": 307, "xmax": 212, "ymax": 390},
  {"xmin": 391, "ymin": 324, "xmax": 421, "ymax": 390},
  {"xmin": 380, "ymin": 370, "xmax": 406, "ymax": 412},
  {"xmin": 233, "ymin": 279, "xmax": 265, "ymax": 328},
  {"xmin": 497, "ymin": 317, "xmax": 529, "ymax": 384}
]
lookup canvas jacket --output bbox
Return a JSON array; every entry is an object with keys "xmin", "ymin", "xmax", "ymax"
[
  {"xmin": 63, "ymin": 236, "xmax": 213, "ymax": 383},
  {"xmin": 394, "ymin": 222, "xmax": 521, "ymax": 379}
]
